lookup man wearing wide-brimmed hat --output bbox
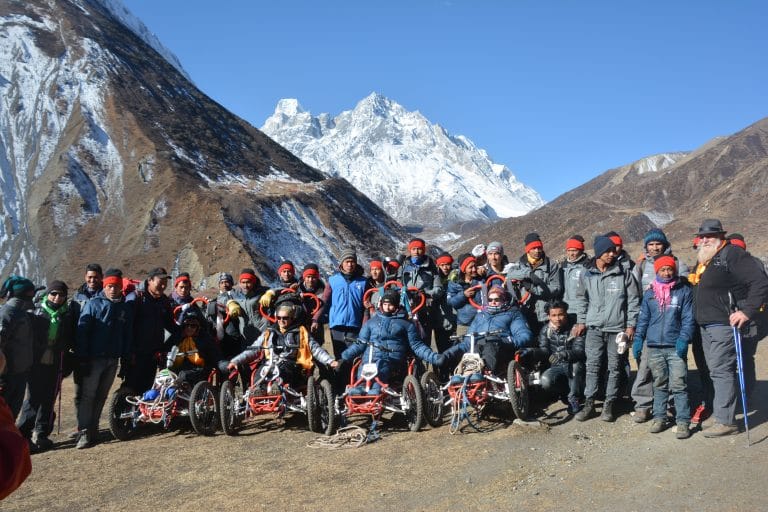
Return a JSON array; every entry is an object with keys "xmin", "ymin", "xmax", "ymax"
[{"xmin": 688, "ymin": 219, "xmax": 768, "ymax": 437}]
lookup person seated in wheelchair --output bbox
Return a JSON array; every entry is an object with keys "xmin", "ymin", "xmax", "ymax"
[
  {"xmin": 516, "ymin": 300, "xmax": 586, "ymax": 414},
  {"xmin": 442, "ymin": 286, "xmax": 533, "ymax": 379},
  {"xmin": 339, "ymin": 290, "xmax": 445, "ymax": 396},
  {"xmin": 227, "ymin": 303, "xmax": 338, "ymax": 390},
  {"xmin": 163, "ymin": 308, "xmax": 226, "ymax": 390}
]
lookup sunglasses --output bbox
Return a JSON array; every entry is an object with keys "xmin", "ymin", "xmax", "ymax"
[
  {"xmin": 49, "ymin": 292, "xmax": 66, "ymax": 297},
  {"xmin": 276, "ymin": 316, "xmax": 292, "ymax": 321}
]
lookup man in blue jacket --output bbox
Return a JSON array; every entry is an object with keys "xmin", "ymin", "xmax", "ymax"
[
  {"xmin": 320, "ymin": 248, "xmax": 369, "ymax": 359},
  {"xmin": 75, "ymin": 268, "xmax": 133, "ymax": 448}
]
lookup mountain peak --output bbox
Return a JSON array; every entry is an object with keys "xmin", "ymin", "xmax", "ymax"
[
  {"xmin": 262, "ymin": 95, "xmax": 544, "ymax": 232},
  {"xmin": 274, "ymin": 98, "xmax": 306, "ymax": 116}
]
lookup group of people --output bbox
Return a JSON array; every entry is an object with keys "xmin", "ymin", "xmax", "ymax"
[{"xmin": 0, "ymin": 218, "xmax": 766, "ymax": 472}]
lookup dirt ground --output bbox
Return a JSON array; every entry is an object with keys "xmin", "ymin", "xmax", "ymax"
[{"xmin": 4, "ymin": 341, "xmax": 768, "ymax": 512}]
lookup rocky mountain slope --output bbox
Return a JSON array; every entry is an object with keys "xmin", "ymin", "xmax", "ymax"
[
  {"xmin": 261, "ymin": 94, "xmax": 544, "ymax": 234},
  {"xmin": 457, "ymin": 117, "xmax": 768, "ymax": 262},
  {"xmin": 0, "ymin": 0, "xmax": 407, "ymax": 287}
]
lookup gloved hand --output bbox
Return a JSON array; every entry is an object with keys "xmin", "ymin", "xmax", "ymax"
[
  {"xmin": 676, "ymin": 338, "xmax": 688, "ymax": 359},
  {"xmin": 181, "ymin": 302, "xmax": 191, "ymax": 312},
  {"xmin": 632, "ymin": 338, "xmax": 643, "ymax": 361},
  {"xmin": 516, "ymin": 348, "xmax": 532, "ymax": 363},
  {"xmin": 259, "ymin": 290, "xmax": 276, "ymax": 308},
  {"xmin": 226, "ymin": 300, "xmax": 242, "ymax": 319},
  {"xmin": 433, "ymin": 354, "xmax": 447, "ymax": 367},
  {"xmin": 548, "ymin": 351, "xmax": 564, "ymax": 365},
  {"xmin": 471, "ymin": 244, "xmax": 486, "ymax": 258}
]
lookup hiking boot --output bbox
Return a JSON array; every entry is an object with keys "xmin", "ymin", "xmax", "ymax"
[
  {"xmin": 32, "ymin": 433, "xmax": 54, "ymax": 452},
  {"xmin": 649, "ymin": 419, "xmax": 666, "ymax": 433},
  {"xmin": 600, "ymin": 400, "xmax": 615, "ymax": 422},
  {"xmin": 633, "ymin": 408, "xmax": 651, "ymax": 423},
  {"xmin": 575, "ymin": 399, "xmax": 595, "ymax": 422},
  {"xmin": 690, "ymin": 404, "xmax": 711, "ymax": 426},
  {"xmin": 676, "ymin": 423, "xmax": 691, "ymax": 440},
  {"xmin": 75, "ymin": 431, "xmax": 93, "ymax": 449},
  {"xmin": 703, "ymin": 422, "xmax": 738, "ymax": 438},
  {"xmin": 567, "ymin": 397, "xmax": 582, "ymax": 415}
]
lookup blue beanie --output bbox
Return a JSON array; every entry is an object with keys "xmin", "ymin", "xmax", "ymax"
[
  {"xmin": 643, "ymin": 228, "xmax": 669, "ymax": 249},
  {"xmin": 593, "ymin": 236, "xmax": 615, "ymax": 258}
]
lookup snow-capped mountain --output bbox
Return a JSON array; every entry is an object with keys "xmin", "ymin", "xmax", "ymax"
[
  {"xmin": 261, "ymin": 93, "xmax": 545, "ymax": 230},
  {"xmin": 0, "ymin": 0, "xmax": 406, "ymax": 285},
  {"xmin": 97, "ymin": 0, "xmax": 192, "ymax": 82}
]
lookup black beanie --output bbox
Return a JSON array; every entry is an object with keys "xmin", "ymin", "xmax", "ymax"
[
  {"xmin": 47, "ymin": 280, "xmax": 69, "ymax": 295},
  {"xmin": 381, "ymin": 289, "xmax": 401, "ymax": 307},
  {"xmin": 524, "ymin": 232, "xmax": 541, "ymax": 245}
]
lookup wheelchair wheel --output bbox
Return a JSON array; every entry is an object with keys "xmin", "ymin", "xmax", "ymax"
[
  {"xmin": 189, "ymin": 381, "xmax": 218, "ymax": 436},
  {"xmin": 507, "ymin": 360, "xmax": 529, "ymax": 420},
  {"xmin": 306, "ymin": 375, "xmax": 321, "ymax": 433},
  {"xmin": 402, "ymin": 374, "xmax": 425, "ymax": 432},
  {"xmin": 307, "ymin": 375, "xmax": 338, "ymax": 435},
  {"xmin": 219, "ymin": 380, "xmax": 241, "ymax": 435},
  {"xmin": 420, "ymin": 371, "xmax": 444, "ymax": 428},
  {"xmin": 108, "ymin": 388, "xmax": 138, "ymax": 441}
]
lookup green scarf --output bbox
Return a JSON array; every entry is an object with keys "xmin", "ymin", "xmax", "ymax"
[{"xmin": 41, "ymin": 300, "xmax": 68, "ymax": 345}]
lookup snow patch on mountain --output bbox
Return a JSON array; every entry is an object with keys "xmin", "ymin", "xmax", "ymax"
[
  {"xmin": 262, "ymin": 93, "xmax": 545, "ymax": 229},
  {"xmin": 95, "ymin": 0, "xmax": 192, "ymax": 82},
  {"xmin": 633, "ymin": 152, "xmax": 688, "ymax": 175}
]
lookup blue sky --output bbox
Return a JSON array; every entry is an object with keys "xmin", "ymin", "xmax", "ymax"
[{"xmin": 123, "ymin": 1, "xmax": 767, "ymax": 201}]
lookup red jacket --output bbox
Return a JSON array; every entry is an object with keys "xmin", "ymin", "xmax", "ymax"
[{"xmin": 0, "ymin": 396, "xmax": 31, "ymax": 500}]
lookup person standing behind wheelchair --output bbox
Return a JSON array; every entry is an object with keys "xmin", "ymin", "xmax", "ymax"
[
  {"xmin": 442, "ymin": 286, "xmax": 533, "ymax": 376},
  {"xmin": 398, "ymin": 238, "xmax": 444, "ymax": 346},
  {"xmin": 505, "ymin": 232, "xmax": 563, "ymax": 336}
]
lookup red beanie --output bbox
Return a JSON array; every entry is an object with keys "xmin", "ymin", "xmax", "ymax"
[
  {"xmin": 174, "ymin": 275, "xmax": 190, "ymax": 287},
  {"xmin": 369, "ymin": 260, "xmax": 383, "ymax": 270},
  {"xmin": 609, "ymin": 235, "xmax": 623, "ymax": 248},
  {"xmin": 408, "ymin": 238, "xmax": 426, "ymax": 251},
  {"xmin": 566, "ymin": 238, "xmax": 585, "ymax": 251},
  {"xmin": 654, "ymin": 255, "xmax": 677, "ymax": 274},
  {"xmin": 459, "ymin": 255, "xmax": 476, "ymax": 273},
  {"xmin": 278, "ymin": 262, "xmax": 295, "ymax": 274},
  {"xmin": 436, "ymin": 253, "xmax": 453, "ymax": 266}
]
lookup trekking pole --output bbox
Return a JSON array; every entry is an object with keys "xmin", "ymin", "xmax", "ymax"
[
  {"xmin": 53, "ymin": 351, "xmax": 64, "ymax": 435},
  {"xmin": 728, "ymin": 292, "xmax": 750, "ymax": 447}
]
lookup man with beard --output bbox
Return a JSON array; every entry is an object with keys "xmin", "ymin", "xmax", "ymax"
[
  {"xmin": 688, "ymin": 219, "xmax": 768, "ymax": 437},
  {"xmin": 574, "ymin": 236, "xmax": 641, "ymax": 422}
]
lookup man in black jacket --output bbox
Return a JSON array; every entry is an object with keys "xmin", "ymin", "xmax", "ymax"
[
  {"xmin": 123, "ymin": 267, "xmax": 177, "ymax": 393},
  {"xmin": 689, "ymin": 219, "xmax": 768, "ymax": 437}
]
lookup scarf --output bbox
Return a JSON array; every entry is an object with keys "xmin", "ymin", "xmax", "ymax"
[
  {"xmin": 526, "ymin": 254, "xmax": 543, "ymax": 268},
  {"xmin": 651, "ymin": 277, "xmax": 676, "ymax": 311},
  {"xmin": 41, "ymin": 300, "xmax": 67, "ymax": 344}
]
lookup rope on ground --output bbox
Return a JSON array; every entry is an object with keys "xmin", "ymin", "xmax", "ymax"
[{"xmin": 307, "ymin": 424, "xmax": 380, "ymax": 449}]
